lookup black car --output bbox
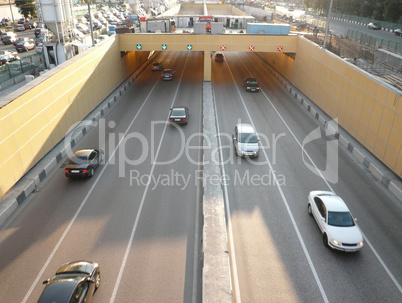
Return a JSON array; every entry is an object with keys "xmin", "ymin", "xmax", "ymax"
[
  {"xmin": 243, "ymin": 77, "xmax": 260, "ymax": 92},
  {"xmin": 65, "ymin": 149, "xmax": 103, "ymax": 178},
  {"xmin": 1, "ymin": 34, "xmax": 17, "ymax": 45},
  {"xmin": 161, "ymin": 68, "xmax": 175, "ymax": 80},
  {"xmin": 215, "ymin": 53, "xmax": 224, "ymax": 62},
  {"xmin": 34, "ymin": 28, "xmax": 43, "ymax": 38},
  {"xmin": 38, "ymin": 261, "xmax": 100, "ymax": 303},
  {"xmin": 169, "ymin": 106, "xmax": 189, "ymax": 125}
]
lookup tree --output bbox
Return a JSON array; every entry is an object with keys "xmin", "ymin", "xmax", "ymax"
[{"xmin": 15, "ymin": 0, "xmax": 36, "ymax": 19}]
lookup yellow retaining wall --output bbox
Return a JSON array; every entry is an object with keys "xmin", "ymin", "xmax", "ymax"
[
  {"xmin": 0, "ymin": 37, "xmax": 150, "ymax": 196},
  {"xmin": 260, "ymin": 36, "xmax": 401, "ymax": 178}
]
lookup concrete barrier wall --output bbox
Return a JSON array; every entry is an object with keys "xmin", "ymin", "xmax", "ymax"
[
  {"xmin": 0, "ymin": 36, "xmax": 150, "ymax": 196},
  {"xmin": 260, "ymin": 36, "xmax": 401, "ymax": 178}
]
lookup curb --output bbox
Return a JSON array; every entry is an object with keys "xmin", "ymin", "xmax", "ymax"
[{"xmin": 256, "ymin": 53, "xmax": 402, "ymax": 202}]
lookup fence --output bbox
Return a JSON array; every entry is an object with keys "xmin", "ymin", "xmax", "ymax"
[
  {"xmin": 0, "ymin": 52, "xmax": 44, "ymax": 85},
  {"xmin": 346, "ymin": 29, "xmax": 402, "ymax": 54}
]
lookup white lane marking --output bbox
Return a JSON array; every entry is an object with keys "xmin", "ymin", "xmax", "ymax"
[
  {"xmin": 212, "ymin": 86, "xmax": 242, "ymax": 303},
  {"xmin": 22, "ymin": 72, "xmax": 162, "ymax": 303},
  {"xmin": 110, "ymin": 53, "xmax": 190, "ymax": 303},
  {"xmin": 248, "ymin": 53, "xmax": 402, "ymax": 295},
  {"xmin": 222, "ymin": 53, "xmax": 329, "ymax": 302}
]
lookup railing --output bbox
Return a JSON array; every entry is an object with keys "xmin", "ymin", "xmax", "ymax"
[
  {"xmin": 346, "ymin": 29, "xmax": 402, "ymax": 54},
  {"xmin": 0, "ymin": 52, "xmax": 44, "ymax": 85}
]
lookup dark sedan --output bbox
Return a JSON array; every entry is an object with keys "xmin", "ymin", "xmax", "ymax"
[
  {"xmin": 65, "ymin": 149, "xmax": 103, "ymax": 178},
  {"xmin": 243, "ymin": 77, "xmax": 260, "ymax": 92},
  {"xmin": 38, "ymin": 261, "xmax": 100, "ymax": 303},
  {"xmin": 161, "ymin": 68, "xmax": 175, "ymax": 80},
  {"xmin": 169, "ymin": 106, "xmax": 189, "ymax": 125}
]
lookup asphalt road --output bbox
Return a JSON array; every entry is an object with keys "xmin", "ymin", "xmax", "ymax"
[
  {"xmin": 212, "ymin": 52, "xmax": 402, "ymax": 302},
  {"xmin": 0, "ymin": 49, "xmax": 401, "ymax": 303},
  {"xmin": 0, "ymin": 51, "xmax": 204, "ymax": 302}
]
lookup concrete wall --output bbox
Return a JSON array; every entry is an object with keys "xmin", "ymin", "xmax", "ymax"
[
  {"xmin": 0, "ymin": 37, "xmax": 150, "ymax": 196},
  {"xmin": 260, "ymin": 37, "xmax": 401, "ymax": 177}
]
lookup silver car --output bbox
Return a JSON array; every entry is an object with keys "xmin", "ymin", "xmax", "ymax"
[{"xmin": 232, "ymin": 123, "xmax": 260, "ymax": 158}]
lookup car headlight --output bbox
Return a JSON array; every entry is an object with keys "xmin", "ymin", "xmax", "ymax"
[
  {"xmin": 358, "ymin": 241, "xmax": 364, "ymax": 246},
  {"xmin": 333, "ymin": 239, "xmax": 340, "ymax": 245}
]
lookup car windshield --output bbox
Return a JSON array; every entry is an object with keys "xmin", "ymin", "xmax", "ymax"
[
  {"xmin": 247, "ymin": 79, "xmax": 258, "ymax": 85},
  {"xmin": 171, "ymin": 108, "xmax": 185, "ymax": 116},
  {"xmin": 153, "ymin": 63, "xmax": 160, "ymax": 66},
  {"xmin": 327, "ymin": 211, "xmax": 355, "ymax": 227},
  {"xmin": 239, "ymin": 133, "xmax": 258, "ymax": 143},
  {"xmin": 69, "ymin": 155, "xmax": 88, "ymax": 165}
]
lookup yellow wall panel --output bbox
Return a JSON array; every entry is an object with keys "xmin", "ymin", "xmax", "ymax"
[
  {"xmin": 384, "ymin": 146, "xmax": 398, "ymax": 169},
  {"xmin": 378, "ymin": 122, "xmax": 391, "ymax": 142},
  {"xmin": 388, "ymin": 129, "xmax": 401, "ymax": 152},
  {"xmin": 381, "ymin": 106, "xmax": 395, "ymax": 126},
  {"xmin": 366, "ymin": 129, "xmax": 377, "ymax": 149},
  {"xmin": 369, "ymin": 115, "xmax": 380, "ymax": 132},
  {"xmin": 361, "ymin": 108, "xmax": 371, "ymax": 125},
  {"xmin": 374, "ymin": 138, "xmax": 386, "ymax": 158},
  {"xmin": 357, "ymin": 122, "xmax": 368, "ymax": 141},
  {"xmin": 371, "ymin": 99, "xmax": 384, "ymax": 118}
]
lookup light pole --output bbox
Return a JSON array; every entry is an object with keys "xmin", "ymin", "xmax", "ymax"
[
  {"xmin": 8, "ymin": 0, "xmax": 16, "ymax": 31},
  {"xmin": 323, "ymin": 0, "xmax": 334, "ymax": 49}
]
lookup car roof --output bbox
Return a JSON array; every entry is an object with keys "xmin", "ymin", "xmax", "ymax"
[
  {"xmin": 163, "ymin": 68, "xmax": 172, "ymax": 72},
  {"xmin": 73, "ymin": 149, "xmax": 95, "ymax": 157},
  {"xmin": 56, "ymin": 260, "xmax": 96, "ymax": 275},
  {"xmin": 319, "ymin": 195, "xmax": 350, "ymax": 212},
  {"xmin": 236, "ymin": 123, "xmax": 255, "ymax": 133},
  {"xmin": 38, "ymin": 280, "xmax": 78, "ymax": 303}
]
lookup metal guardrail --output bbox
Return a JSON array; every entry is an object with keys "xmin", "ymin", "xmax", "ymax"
[
  {"xmin": 346, "ymin": 29, "xmax": 402, "ymax": 54},
  {"xmin": 0, "ymin": 52, "xmax": 44, "ymax": 84},
  {"xmin": 332, "ymin": 12, "xmax": 402, "ymax": 31}
]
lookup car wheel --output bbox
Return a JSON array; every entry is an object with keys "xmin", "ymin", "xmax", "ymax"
[
  {"xmin": 89, "ymin": 167, "xmax": 95, "ymax": 177},
  {"xmin": 323, "ymin": 233, "xmax": 329, "ymax": 248},
  {"xmin": 94, "ymin": 272, "xmax": 101, "ymax": 291},
  {"xmin": 308, "ymin": 204, "xmax": 313, "ymax": 216}
]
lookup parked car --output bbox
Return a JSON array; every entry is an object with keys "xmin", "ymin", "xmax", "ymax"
[
  {"xmin": 37, "ymin": 261, "xmax": 100, "ymax": 303},
  {"xmin": 367, "ymin": 22, "xmax": 380, "ymax": 30},
  {"xmin": 308, "ymin": 191, "xmax": 364, "ymax": 252},
  {"xmin": 24, "ymin": 23, "xmax": 35, "ymax": 30},
  {"xmin": 151, "ymin": 61, "xmax": 163, "ymax": 71},
  {"xmin": 394, "ymin": 29, "xmax": 402, "ymax": 36},
  {"xmin": 232, "ymin": 123, "xmax": 260, "ymax": 158},
  {"xmin": 1, "ymin": 32, "xmax": 17, "ymax": 45},
  {"xmin": 215, "ymin": 53, "xmax": 224, "ymax": 62},
  {"xmin": 65, "ymin": 148, "xmax": 103, "ymax": 178},
  {"xmin": 161, "ymin": 69, "xmax": 175, "ymax": 80},
  {"xmin": 0, "ymin": 53, "xmax": 16, "ymax": 65},
  {"xmin": 34, "ymin": 28, "xmax": 44, "ymax": 38},
  {"xmin": 169, "ymin": 106, "xmax": 189, "ymax": 125},
  {"xmin": 17, "ymin": 24, "xmax": 25, "ymax": 31},
  {"xmin": 15, "ymin": 39, "xmax": 35, "ymax": 52},
  {"xmin": 243, "ymin": 77, "xmax": 260, "ymax": 92}
]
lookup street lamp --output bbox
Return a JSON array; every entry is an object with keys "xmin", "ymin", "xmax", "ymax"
[
  {"xmin": 8, "ymin": 0, "xmax": 16, "ymax": 31},
  {"xmin": 323, "ymin": 0, "xmax": 334, "ymax": 49}
]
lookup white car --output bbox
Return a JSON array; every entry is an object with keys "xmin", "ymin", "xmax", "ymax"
[
  {"xmin": 232, "ymin": 123, "xmax": 260, "ymax": 158},
  {"xmin": 308, "ymin": 191, "xmax": 364, "ymax": 252}
]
